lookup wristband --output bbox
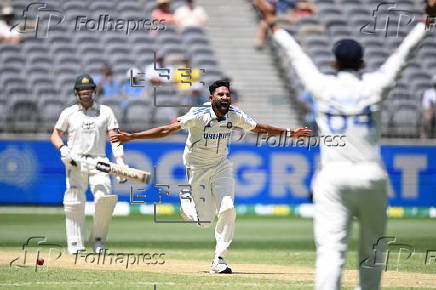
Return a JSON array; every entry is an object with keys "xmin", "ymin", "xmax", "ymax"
[{"xmin": 58, "ymin": 144, "xmax": 65, "ymax": 151}]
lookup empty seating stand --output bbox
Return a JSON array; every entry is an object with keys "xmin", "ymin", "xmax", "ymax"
[{"xmin": 0, "ymin": 0, "xmax": 223, "ymax": 133}]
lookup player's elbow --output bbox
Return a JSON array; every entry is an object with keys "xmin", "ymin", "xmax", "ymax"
[
  {"xmin": 49, "ymin": 130, "xmax": 58, "ymax": 144},
  {"xmin": 159, "ymin": 127, "xmax": 172, "ymax": 137}
]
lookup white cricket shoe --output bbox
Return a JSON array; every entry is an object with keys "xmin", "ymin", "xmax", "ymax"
[
  {"xmin": 92, "ymin": 238, "xmax": 105, "ymax": 253},
  {"xmin": 210, "ymin": 256, "xmax": 232, "ymax": 274},
  {"xmin": 179, "ymin": 191, "xmax": 199, "ymax": 222}
]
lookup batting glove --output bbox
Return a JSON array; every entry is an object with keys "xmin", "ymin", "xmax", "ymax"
[{"xmin": 59, "ymin": 145, "xmax": 73, "ymax": 165}]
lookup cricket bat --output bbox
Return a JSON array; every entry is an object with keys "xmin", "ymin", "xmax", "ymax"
[{"xmin": 71, "ymin": 155, "xmax": 151, "ymax": 184}]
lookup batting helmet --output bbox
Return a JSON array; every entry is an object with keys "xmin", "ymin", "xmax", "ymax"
[{"xmin": 74, "ymin": 74, "xmax": 96, "ymax": 90}]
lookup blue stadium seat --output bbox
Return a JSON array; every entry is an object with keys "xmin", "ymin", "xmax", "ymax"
[{"xmin": 125, "ymin": 99, "xmax": 154, "ymax": 130}]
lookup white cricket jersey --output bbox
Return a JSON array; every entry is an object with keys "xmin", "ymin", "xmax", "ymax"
[
  {"xmin": 54, "ymin": 102, "xmax": 119, "ymax": 157},
  {"xmin": 422, "ymin": 88, "xmax": 436, "ymax": 109},
  {"xmin": 179, "ymin": 103, "xmax": 257, "ymax": 169},
  {"xmin": 273, "ymin": 23, "xmax": 426, "ymax": 168}
]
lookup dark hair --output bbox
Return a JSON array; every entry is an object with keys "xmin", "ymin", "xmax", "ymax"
[
  {"xmin": 333, "ymin": 39, "xmax": 364, "ymax": 71},
  {"xmin": 209, "ymin": 80, "xmax": 230, "ymax": 95}
]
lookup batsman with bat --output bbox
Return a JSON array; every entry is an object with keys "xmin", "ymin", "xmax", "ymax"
[
  {"xmin": 111, "ymin": 80, "xmax": 311, "ymax": 274},
  {"xmin": 50, "ymin": 74, "xmax": 128, "ymax": 254}
]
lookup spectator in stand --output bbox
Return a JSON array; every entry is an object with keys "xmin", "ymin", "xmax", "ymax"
[
  {"xmin": 173, "ymin": 56, "xmax": 202, "ymax": 91},
  {"xmin": 119, "ymin": 67, "xmax": 148, "ymax": 108},
  {"xmin": 276, "ymin": 0, "xmax": 296, "ymax": 15},
  {"xmin": 145, "ymin": 51, "xmax": 173, "ymax": 87},
  {"xmin": 254, "ymin": 0, "xmax": 295, "ymax": 50},
  {"xmin": 290, "ymin": 0, "xmax": 316, "ymax": 24},
  {"xmin": 189, "ymin": 83, "xmax": 208, "ymax": 106},
  {"xmin": 151, "ymin": 0, "xmax": 174, "ymax": 36},
  {"xmin": 94, "ymin": 65, "xmax": 120, "ymax": 99},
  {"xmin": 174, "ymin": 0, "xmax": 208, "ymax": 33},
  {"xmin": 421, "ymin": 76, "xmax": 436, "ymax": 138},
  {"xmin": 0, "ymin": 6, "xmax": 20, "ymax": 43}
]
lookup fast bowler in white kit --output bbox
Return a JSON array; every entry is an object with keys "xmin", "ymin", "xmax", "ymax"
[
  {"xmin": 261, "ymin": 0, "xmax": 435, "ymax": 288},
  {"xmin": 112, "ymin": 80, "xmax": 311, "ymax": 273},
  {"xmin": 50, "ymin": 74, "xmax": 127, "ymax": 254}
]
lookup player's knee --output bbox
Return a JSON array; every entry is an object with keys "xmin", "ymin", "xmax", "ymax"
[
  {"xmin": 95, "ymin": 194, "xmax": 118, "ymax": 207},
  {"xmin": 218, "ymin": 196, "xmax": 235, "ymax": 215},
  {"xmin": 219, "ymin": 207, "xmax": 236, "ymax": 221},
  {"xmin": 93, "ymin": 184, "xmax": 111, "ymax": 199},
  {"xmin": 64, "ymin": 187, "xmax": 86, "ymax": 205},
  {"xmin": 64, "ymin": 200, "xmax": 85, "ymax": 214}
]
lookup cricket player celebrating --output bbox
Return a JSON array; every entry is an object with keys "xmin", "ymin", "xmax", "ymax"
[
  {"xmin": 111, "ymin": 80, "xmax": 311, "ymax": 273},
  {"xmin": 259, "ymin": 0, "xmax": 435, "ymax": 289},
  {"xmin": 50, "ymin": 74, "xmax": 127, "ymax": 254}
]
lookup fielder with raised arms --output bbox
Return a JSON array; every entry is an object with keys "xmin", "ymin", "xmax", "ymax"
[
  {"xmin": 112, "ymin": 80, "xmax": 311, "ymax": 273},
  {"xmin": 50, "ymin": 74, "xmax": 127, "ymax": 254},
  {"xmin": 260, "ymin": 0, "xmax": 435, "ymax": 289}
]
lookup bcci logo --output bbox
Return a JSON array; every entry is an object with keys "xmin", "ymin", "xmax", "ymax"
[{"xmin": 11, "ymin": 2, "xmax": 64, "ymax": 38}]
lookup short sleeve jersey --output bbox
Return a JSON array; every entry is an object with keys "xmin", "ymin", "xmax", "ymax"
[
  {"xmin": 178, "ymin": 103, "xmax": 256, "ymax": 168},
  {"xmin": 54, "ymin": 103, "xmax": 118, "ymax": 157}
]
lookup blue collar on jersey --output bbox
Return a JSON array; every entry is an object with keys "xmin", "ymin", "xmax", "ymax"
[{"xmin": 209, "ymin": 106, "xmax": 227, "ymax": 122}]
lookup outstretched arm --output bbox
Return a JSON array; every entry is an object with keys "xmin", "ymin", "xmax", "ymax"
[
  {"xmin": 360, "ymin": 0, "xmax": 434, "ymax": 106},
  {"xmin": 257, "ymin": 0, "xmax": 326, "ymax": 97},
  {"xmin": 375, "ymin": 23, "xmax": 427, "ymax": 90},
  {"xmin": 110, "ymin": 121, "xmax": 182, "ymax": 144},
  {"xmin": 251, "ymin": 123, "xmax": 311, "ymax": 138}
]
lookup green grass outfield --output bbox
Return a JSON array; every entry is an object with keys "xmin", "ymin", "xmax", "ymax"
[{"xmin": 0, "ymin": 213, "xmax": 435, "ymax": 289}]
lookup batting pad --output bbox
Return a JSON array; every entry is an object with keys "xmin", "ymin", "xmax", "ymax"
[
  {"xmin": 90, "ymin": 194, "xmax": 117, "ymax": 243},
  {"xmin": 64, "ymin": 200, "xmax": 85, "ymax": 254}
]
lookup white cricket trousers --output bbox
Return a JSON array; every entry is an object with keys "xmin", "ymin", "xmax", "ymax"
[
  {"xmin": 63, "ymin": 156, "xmax": 117, "ymax": 252},
  {"xmin": 313, "ymin": 162, "xmax": 388, "ymax": 290},
  {"xmin": 187, "ymin": 159, "xmax": 236, "ymax": 259}
]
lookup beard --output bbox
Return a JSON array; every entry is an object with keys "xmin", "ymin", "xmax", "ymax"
[
  {"xmin": 77, "ymin": 91, "xmax": 94, "ymax": 107},
  {"xmin": 212, "ymin": 99, "xmax": 230, "ymax": 116}
]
